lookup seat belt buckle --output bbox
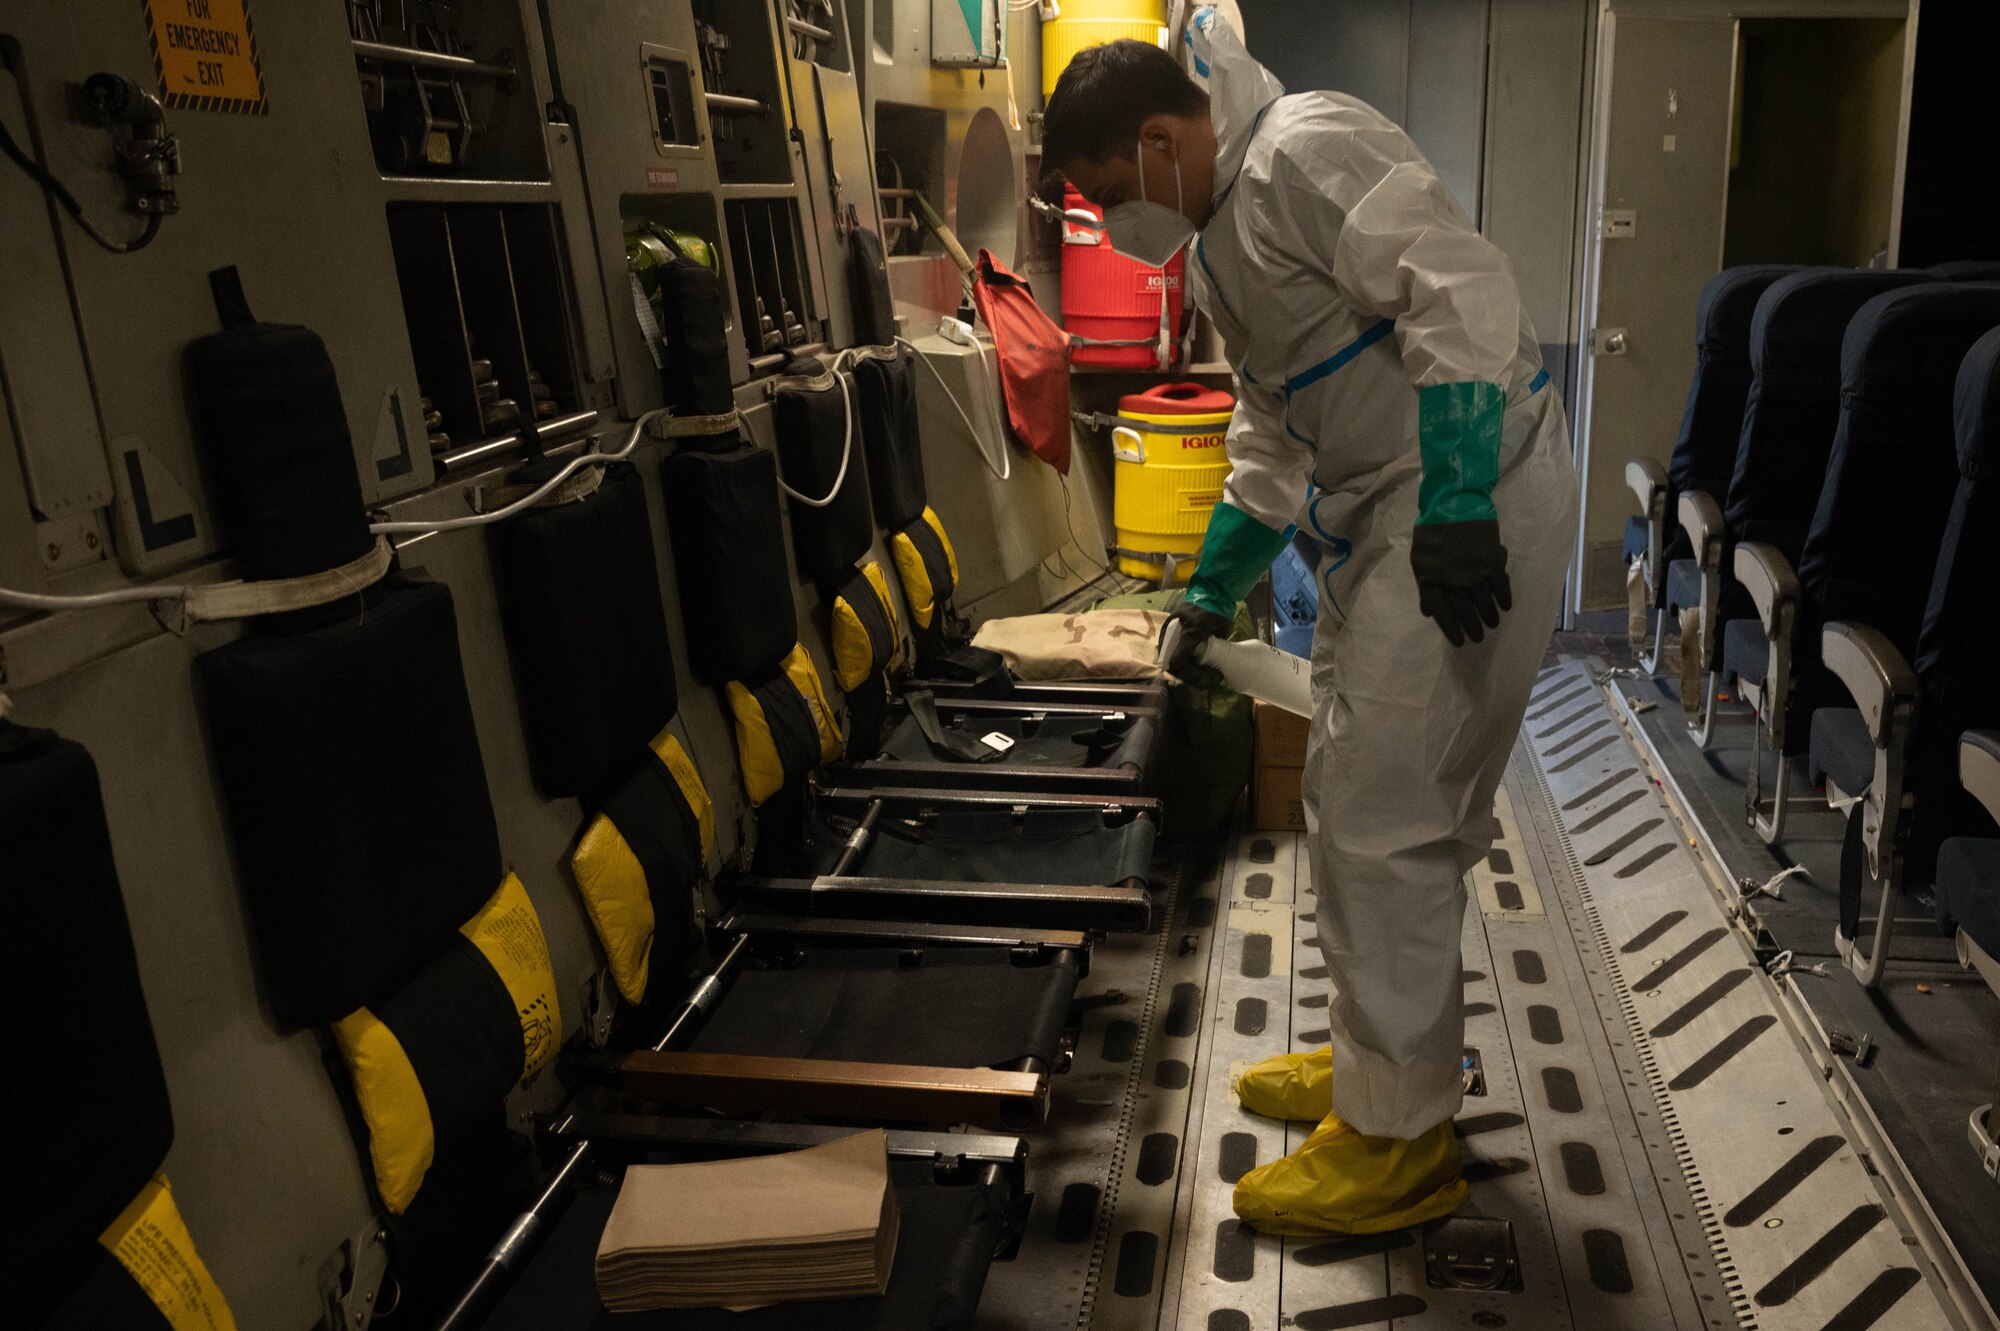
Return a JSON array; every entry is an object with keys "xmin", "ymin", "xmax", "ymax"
[{"xmin": 980, "ymin": 731, "xmax": 1016, "ymax": 754}]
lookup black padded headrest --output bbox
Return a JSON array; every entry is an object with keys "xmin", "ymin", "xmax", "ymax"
[
  {"xmin": 1747, "ymin": 268, "xmax": 1928, "ymax": 390},
  {"xmin": 490, "ymin": 463, "xmax": 679, "ymax": 803},
  {"xmin": 1, "ymin": 727, "xmax": 173, "ymax": 1323},
  {"xmin": 198, "ymin": 578, "xmax": 503, "ymax": 1026},
  {"xmin": 188, "ymin": 322, "xmax": 374, "ymax": 582},
  {"xmin": 1929, "ymin": 260, "xmax": 2000, "ymax": 283},
  {"xmin": 660, "ymin": 442, "xmax": 798, "ymax": 683}
]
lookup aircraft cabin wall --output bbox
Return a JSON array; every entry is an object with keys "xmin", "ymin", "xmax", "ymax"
[{"xmin": 0, "ymin": 1, "xmax": 1093, "ymax": 1325}]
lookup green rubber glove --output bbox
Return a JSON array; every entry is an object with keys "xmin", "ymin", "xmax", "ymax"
[
  {"xmin": 1413, "ymin": 381, "xmax": 1511, "ymax": 646},
  {"xmin": 1183, "ymin": 500, "xmax": 1292, "ymax": 621}
]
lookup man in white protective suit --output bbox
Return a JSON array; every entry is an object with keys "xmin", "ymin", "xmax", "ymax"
[{"xmin": 1045, "ymin": 11, "xmax": 1577, "ymax": 1234}]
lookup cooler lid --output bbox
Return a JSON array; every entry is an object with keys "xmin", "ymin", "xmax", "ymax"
[{"xmin": 1118, "ymin": 382, "xmax": 1236, "ymax": 416}]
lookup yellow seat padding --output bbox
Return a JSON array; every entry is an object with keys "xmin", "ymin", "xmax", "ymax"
[
  {"xmin": 332, "ymin": 873, "xmax": 560, "ymax": 1214},
  {"xmin": 830, "ymin": 561, "xmax": 903, "ymax": 691},
  {"xmin": 726, "ymin": 643, "xmax": 844, "ymax": 805},
  {"xmin": 889, "ymin": 507, "xmax": 959, "ymax": 630},
  {"xmin": 459, "ymin": 871, "xmax": 562, "ymax": 1079},
  {"xmin": 571, "ymin": 730, "xmax": 715, "ymax": 1005},
  {"xmin": 99, "ymin": 1175, "xmax": 238, "ymax": 1331}
]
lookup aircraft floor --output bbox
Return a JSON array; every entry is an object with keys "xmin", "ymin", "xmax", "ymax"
[{"xmin": 978, "ymin": 660, "xmax": 1970, "ymax": 1331}]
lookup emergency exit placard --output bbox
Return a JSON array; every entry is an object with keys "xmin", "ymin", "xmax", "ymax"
[{"xmin": 145, "ymin": 0, "xmax": 267, "ymax": 114}]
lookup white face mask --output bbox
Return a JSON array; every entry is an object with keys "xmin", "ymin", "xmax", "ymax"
[{"xmin": 1102, "ymin": 136, "xmax": 1196, "ymax": 268}]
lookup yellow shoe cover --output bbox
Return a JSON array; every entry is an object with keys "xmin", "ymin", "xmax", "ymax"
[
  {"xmin": 1231, "ymin": 1113, "xmax": 1469, "ymax": 1236},
  {"xmin": 1232, "ymin": 1048, "xmax": 1333, "ymax": 1121}
]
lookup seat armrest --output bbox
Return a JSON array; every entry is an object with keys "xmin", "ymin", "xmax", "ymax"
[
  {"xmin": 1821, "ymin": 622, "xmax": 1918, "ymax": 879},
  {"xmin": 1678, "ymin": 491, "xmax": 1724, "ymax": 569},
  {"xmin": 1733, "ymin": 542, "xmax": 1800, "ymax": 747},
  {"xmin": 1820, "ymin": 623, "xmax": 1917, "ymax": 747},
  {"xmin": 1625, "ymin": 457, "xmax": 1667, "ymax": 514},
  {"xmin": 1678, "ymin": 490, "xmax": 1725, "ymax": 666},
  {"xmin": 1960, "ymin": 732, "xmax": 2000, "ymax": 824},
  {"xmin": 1733, "ymin": 542, "xmax": 1799, "ymax": 634}
]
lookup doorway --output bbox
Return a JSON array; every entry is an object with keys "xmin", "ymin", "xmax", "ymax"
[{"xmin": 1570, "ymin": 9, "xmax": 1907, "ymax": 614}]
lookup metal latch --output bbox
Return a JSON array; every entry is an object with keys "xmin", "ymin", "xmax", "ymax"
[
  {"xmin": 1461, "ymin": 1047, "xmax": 1487, "ymax": 1097},
  {"xmin": 1593, "ymin": 327, "xmax": 1629, "ymax": 356},
  {"xmin": 1826, "ymin": 1028, "xmax": 1875, "ymax": 1067},
  {"xmin": 1424, "ymin": 1215, "xmax": 1524, "ymax": 1292},
  {"xmin": 1971, "ymin": 1104, "xmax": 1999, "ymax": 1179},
  {"xmin": 318, "ymin": 1223, "xmax": 391, "ymax": 1330}
]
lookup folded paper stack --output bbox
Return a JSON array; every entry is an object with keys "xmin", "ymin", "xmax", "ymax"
[{"xmin": 594, "ymin": 1129, "xmax": 900, "ymax": 1312}]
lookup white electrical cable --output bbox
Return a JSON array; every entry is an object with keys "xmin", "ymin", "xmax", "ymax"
[
  {"xmin": 367, "ymin": 409, "xmax": 668, "ymax": 534},
  {"xmin": 0, "ymin": 409, "xmax": 670, "ymax": 614},
  {"xmin": 772, "ymin": 349, "xmax": 859, "ymax": 509},
  {"xmin": 897, "ymin": 334, "xmax": 1013, "ymax": 482}
]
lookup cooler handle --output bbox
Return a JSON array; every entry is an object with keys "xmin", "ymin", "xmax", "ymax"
[{"xmin": 1111, "ymin": 426, "xmax": 1146, "ymax": 464}]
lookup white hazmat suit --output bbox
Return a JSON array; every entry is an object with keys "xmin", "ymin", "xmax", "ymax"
[{"xmin": 1175, "ymin": 11, "xmax": 1579, "ymax": 1145}]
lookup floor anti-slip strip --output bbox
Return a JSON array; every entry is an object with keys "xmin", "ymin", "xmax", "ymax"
[{"xmin": 1517, "ymin": 662, "xmax": 1953, "ymax": 1331}]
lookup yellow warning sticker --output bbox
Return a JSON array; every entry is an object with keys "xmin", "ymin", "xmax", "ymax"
[{"xmin": 144, "ymin": 0, "xmax": 268, "ymax": 115}]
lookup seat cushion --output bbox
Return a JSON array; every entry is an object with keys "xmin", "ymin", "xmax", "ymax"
[
  {"xmin": 1665, "ymin": 557, "xmax": 1701, "ymax": 616},
  {"xmin": 1723, "ymin": 618, "xmax": 1770, "ymax": 684},
  {"xmin": 1934, "ymin": 837, "xmax": 2000, "ymax": 957},
  {"xmin": 692, "ymin": 945, "xmax": 1081, "ymax": 1071},
  {"xmin": 487, "ymin": 1156, "xmax": 1005, "ymax": 1331},
  {"xmin": 3, "ymin": 729, "xmax": 173, "ymax": 1321},
  {"xmin": 830, "ymin": 807, "xmax": 1156, "ymax": 888},
  {"xmin": 196, "ymin": 579, "xmax": 502, "ymax": 1027},
  {"xmin": 1809, "ymin": 707, "xmax": 1873, "ymax": 796},
  {"xmin": 1622, "ymin": 514, "xmax": 1649, "ymax": 563}
]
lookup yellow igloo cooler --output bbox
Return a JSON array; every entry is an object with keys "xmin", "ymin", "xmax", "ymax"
[
  {"xmin": 1110, "ymin": 382, "xmax": 1235, "ymax": 583},
  {"xmin": 1042, "ymin": 0, "xmax": 1168, "ymax": 99}
]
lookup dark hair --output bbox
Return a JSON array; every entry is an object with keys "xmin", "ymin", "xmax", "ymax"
[{"xmin": 1043, "ymin": 39, "xmax": 1209, "ymax": 171}]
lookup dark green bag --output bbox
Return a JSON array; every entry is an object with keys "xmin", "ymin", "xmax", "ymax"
[{"xmin": 1091, "ymin": 590, "xmax": 1256, "ymax": 838}]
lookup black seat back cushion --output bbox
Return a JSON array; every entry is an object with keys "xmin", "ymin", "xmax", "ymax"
[
  {"xmin": 197, "ymin": 578, "xmax": 503, "ymax": 1026},
  {"xmin": 1667, "ymin": 267, "xmax": 1802, "ymax": 546},
  {"xmin": 854, "ymin": 348, "xmax": 929, "ymax": 531},
  {"xmin": 490, "ymin": 463, "xmax": 678, "ymax": 803},
  {"xmin": 661, "ymin": 443, "xmax": 797, "ymax": 683},
  {"xmin": 848, "ymin": 225, "xmax": 899, "ymax": 349},
  {"xmin": 2, "ymin": 728, "xmax": 173, "ymax": 1324},
  {"xmin": 1726, "ymin": 269, "xmax": 1929, "ymax": 558},
  {"xmin": 188, "ymin": 322, "xmax": 374, "ymax": 581},
  {"xmin": 1911, "ymin": 327, "xmax": 2000, "ymax": 876},
  {"xmin": 773, "ymin": 375, "xmax": 875, "ymax": 583},
  {"xmin": 1796, "ymin": 285, "xmax": 2000, "ymax": 728}
]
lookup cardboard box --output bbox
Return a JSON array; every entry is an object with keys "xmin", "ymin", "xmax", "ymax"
[
  {"xmin": 1254, "ymin": 700, "xmax": 1310, "ymax": 768},
  {"xmin": 1252, "ymin": 763, "xmax": 1307, "ymax": 831}
]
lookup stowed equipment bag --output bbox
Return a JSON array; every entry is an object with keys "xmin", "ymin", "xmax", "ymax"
[{"xmin": 972, "ymin": 248, "xmax": 1072, "ymax": 474}]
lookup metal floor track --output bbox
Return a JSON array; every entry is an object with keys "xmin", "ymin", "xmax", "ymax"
[{"xmin": 981, "ymin": 659, "xmax": 1977, "ymax": 1331}]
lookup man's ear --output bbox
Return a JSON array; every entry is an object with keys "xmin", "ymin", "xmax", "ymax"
[{"xmin": 1136, "ymin": 112, "xmax": 1182, "ymax": 152}]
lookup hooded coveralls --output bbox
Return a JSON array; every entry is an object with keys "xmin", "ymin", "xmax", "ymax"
[{"xmin": 1179, "ymin": 11, "xmax": 1579, "ymax": 1141}]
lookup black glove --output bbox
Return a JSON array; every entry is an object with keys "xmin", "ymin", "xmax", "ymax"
[
  {"xmin": 1162, "ymin": 600, "xmax": 1233, "ymax": 686},
  {"xmin": 1411, "ymin": 519, "xmax": 1512, "ymax": 647}
]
